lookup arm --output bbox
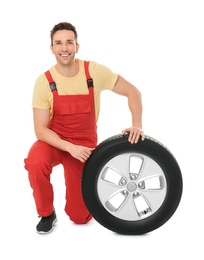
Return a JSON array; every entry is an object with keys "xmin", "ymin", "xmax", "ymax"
[
  {"xmin": 112, "ymin": 75, "xmax": 145, "ymax": 143},
  {"xmin": 33, "ymin": 108, "xmax": 94, "ymax": 162}
]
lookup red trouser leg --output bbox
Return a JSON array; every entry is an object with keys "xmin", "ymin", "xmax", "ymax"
[
  {"xmin": 62, "ymin": 153, "xmax": 92, "ymax": 224},
  {"xmin": 24, "ymin": 140, "xmax": 92, "ymax": 223},
  {"xmin": 24, "ymin": 141, "xmax": 62, "ymax": 216}
]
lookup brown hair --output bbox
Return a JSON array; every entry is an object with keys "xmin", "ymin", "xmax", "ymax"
[{"xmin": 50, "ymin": 22, "xmax": 78, "ymax": 46}]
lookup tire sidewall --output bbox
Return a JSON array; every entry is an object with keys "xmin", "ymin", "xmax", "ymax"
[{"xmin": 82, "ymin": 135, "xmax": 183, "ymax": 235}]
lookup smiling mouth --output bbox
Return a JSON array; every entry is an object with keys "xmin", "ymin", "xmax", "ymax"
[{"xmin": 60, "ymin": 54, "xmax": 70, "ymax": 57}]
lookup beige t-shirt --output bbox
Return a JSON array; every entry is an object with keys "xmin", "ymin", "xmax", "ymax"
[{"xmin": 32, "ymin": 59, "xmax": 118, "ymax": 122}]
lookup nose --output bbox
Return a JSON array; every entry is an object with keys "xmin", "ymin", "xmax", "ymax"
[{"xmin": 62, "ymin": 43, "xmax": 69, "ymax": 51}]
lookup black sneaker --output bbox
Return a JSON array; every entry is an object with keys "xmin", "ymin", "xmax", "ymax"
[{"xmin": 36, "ymin": 210, "xmax": 57, "ymax": 234}]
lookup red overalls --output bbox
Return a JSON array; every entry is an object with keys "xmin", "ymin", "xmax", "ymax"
[{"xmin": 24, "ymin": 61, "xmax": 97, "ymax": 224}]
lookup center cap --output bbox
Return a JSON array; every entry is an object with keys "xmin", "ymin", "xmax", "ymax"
[{"xmin": 127, "ymin": 182, "xmax": 137, "ymax": 192}]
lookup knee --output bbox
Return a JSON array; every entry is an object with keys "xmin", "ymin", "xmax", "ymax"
[
  {"xmin": 65, "ymin": 206, "xmax": 92, "ymax": 224},
  {"xmin": 24, "ymin": 157, "xmax": 52, "ymax": 175},
  {"xmin": 70, "ymin": 214, "xmax": 92, "ymax": 224}
]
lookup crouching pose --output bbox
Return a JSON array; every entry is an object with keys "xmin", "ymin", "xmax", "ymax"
[{"xmin": 24, "ymin": 22, "xmax": 144, "ymax": 234}]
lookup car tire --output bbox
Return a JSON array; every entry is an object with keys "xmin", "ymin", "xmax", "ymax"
[{"xmin": 82, "ymin": 133, "xmax": 183, "ymax": 235}]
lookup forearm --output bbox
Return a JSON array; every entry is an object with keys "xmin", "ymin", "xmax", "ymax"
[
  {"xmin": 112, "ymin": 76, "xmax": 144, "ymax": 143},
  {"xmin": 112, "ymin": 76, "xmax": 143, "ymax": 129},
  {"xmin": 124, "ymin": 90, "xmax": 144, "ymax": 143},
  {"xmin": 127, "ymin": 88, "xmax": 143, "ymax": 129},
  {"xmin": 35, "ymin": 127, "xmax": 73, "ymax": 152}
]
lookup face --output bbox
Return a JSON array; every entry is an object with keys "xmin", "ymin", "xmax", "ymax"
[{"xmin": 50, "ymin": 30, "xmax": 79, "ymax": 66}]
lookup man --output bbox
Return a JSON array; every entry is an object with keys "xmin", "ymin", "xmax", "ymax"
[{"xmin": 24, "ymin": 22, "xmax": 145, "ymax": 234}]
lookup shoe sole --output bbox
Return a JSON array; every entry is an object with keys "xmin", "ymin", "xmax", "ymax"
[{"xmin": 37, "ymin": 218, "xmax": 58, "ymax": 235}]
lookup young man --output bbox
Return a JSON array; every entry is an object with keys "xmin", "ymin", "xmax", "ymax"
[{"xmin": 24, "ymin": 22, "xmax": 145, "ymax": 234}]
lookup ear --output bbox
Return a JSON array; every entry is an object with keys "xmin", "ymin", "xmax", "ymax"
[
  {"xmin": 76, "ymin": 43, "xmax": 80, "ymax": 53},
  {"xmin": 50, "ymin": 45, "xmax": 54, "ymax": 54}
]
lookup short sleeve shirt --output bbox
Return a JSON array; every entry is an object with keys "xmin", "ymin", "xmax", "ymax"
[{"xmin": 32, "ymin": 59, "xmax": 118, "ymax": 122}]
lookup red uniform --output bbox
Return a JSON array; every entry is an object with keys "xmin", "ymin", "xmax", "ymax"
[{"xmin": 24, "ymin": 61, "xmax": 97, "ymax": 224}]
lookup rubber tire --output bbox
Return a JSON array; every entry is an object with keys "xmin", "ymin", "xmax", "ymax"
[{"xmin": 82, "ymin": 133, "xmax": 183, "ymax": 235}]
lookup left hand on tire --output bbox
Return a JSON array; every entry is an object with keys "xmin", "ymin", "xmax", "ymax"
[{"xmin": 122, "ymin": 126, "xmax": 145, "ymax": 144}]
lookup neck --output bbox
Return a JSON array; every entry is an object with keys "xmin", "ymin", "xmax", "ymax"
[{"xmin": 55, "ymin": 59, "xmax": 79, "ymax": 77}]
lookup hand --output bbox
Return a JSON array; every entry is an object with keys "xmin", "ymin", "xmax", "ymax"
[
  {"xmin": 68, "ymin": 144, "xmax": 95, "ymax": 163},
  {"xmin": 122, "ymin": 126, "xmax": 145, "ymax": 144}
]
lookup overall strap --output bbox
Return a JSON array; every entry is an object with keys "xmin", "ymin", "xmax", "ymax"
[
  {"xmin": 45, "ymin": 70, "xmax": 57, "ymax": 91},
  {"xmin": 84, "ymin": 61, "xmax": 94, "ymax": 88},
  {"xmin": 45, "ymin": 62, "xmax": 93, "ymax": 91}
]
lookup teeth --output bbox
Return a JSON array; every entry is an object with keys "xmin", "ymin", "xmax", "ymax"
[{"xmin": 61, "ymin": 54, "xmax": 68, "ymax": 57}]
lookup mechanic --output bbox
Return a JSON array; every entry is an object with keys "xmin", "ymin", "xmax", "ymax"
[{"xmin": 24, "ymin": 22, "xmax": 145, "ymax": 234}]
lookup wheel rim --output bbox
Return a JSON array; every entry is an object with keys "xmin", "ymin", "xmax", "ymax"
[{"xmin": 97, "ymin": 152, "xmax": 167, "ymax": 221}]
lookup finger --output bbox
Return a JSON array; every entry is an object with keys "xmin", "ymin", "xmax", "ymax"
[
  {"xmin": 84, "ymin": 148, "xmax": 93, "ymax": 158},
  {"xmin": 81, "ymin": 154, "xmax": 88, "ymax": 162},
  {"xmin": 84, "ymin": 147, "xmax": 95, "ymax": 152},
  {"xmin": 129, "ymin": 130, "xmax": 140, "ymax": 144},
  {"xmin": 84, "ymin": 150, "xmax": 91, "ymax": 156},
  {"xmin": 122, "ymin": 128, "xmax": 129, "ymax": 135},
  {"xmin": 141, "ymin": 133, "xmax": 145, "ymax": 141},
  {"xmin": 85, "ymin": 152, "xmax": 91, "ymax": 158},
  {"xmin": 129, "ymin": 129, "xmax": 139, "ymax": 143},
  {"xmin": 79, "ymin": 157, "xmax": 85, "ymax": 163},
  {"xmin": 84, "ymin": 149, "xmax": 93, "ymax": 157},
  {"xmin": 135, "ymin": 131, "xmax": 145, "ymax": 143},
  {"xmin": 134, "ymin": 132, "xmax": 140, "ymax": 143},
  {"xmin": 128, "ymin": 131, "xmax": 134, "ymax": 143},
  {"xmin": 132, "ymin": 132, "xmax": 139, "ymax": 144}
]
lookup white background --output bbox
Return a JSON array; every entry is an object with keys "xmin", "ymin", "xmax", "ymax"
[{"xmin": 0, "ymin": 0, "xmax": 203, "ymax": 259}]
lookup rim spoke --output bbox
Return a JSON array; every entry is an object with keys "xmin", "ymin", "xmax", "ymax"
[
  {"xmin": 113, "ymin": 194, "xmax": 140, "ymax": 220},
  {"xmin": 138, "ymin": 156, "xmax": 164, "ymax": 181},
  {"xmin": 97, "ymin": 153, "xmax": 167, "ymax": 221},
  {"xmin": 97, "ymin": 179, "xmax": 123, "ymax": 205},
  {"xmin": 140, "ymin": 188, "xmax": 166, "ymax": 212},
  {"xmin": 133, "ymin": 193, "xmax": 152, "ymax": 217},
  {"xmin": 105, "ymin": 153, "xmax": 132, "ymax": 179}
]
